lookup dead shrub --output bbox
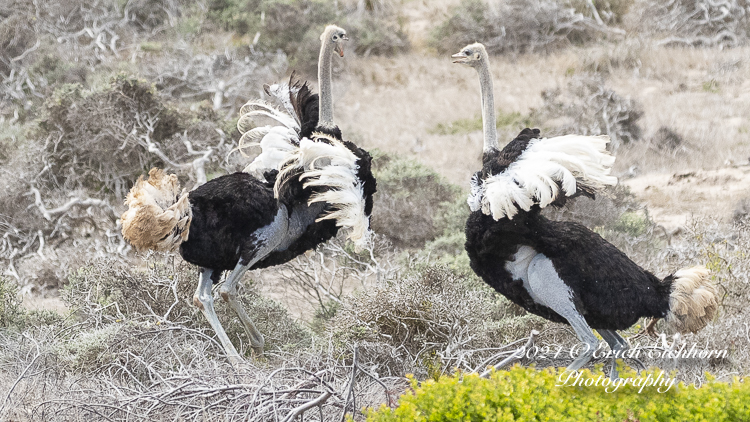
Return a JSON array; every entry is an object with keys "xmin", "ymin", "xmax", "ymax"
[
  {"xmin": 430, "ymin": 0, "xmax": 616, "ymax": 55},
  {"xmin": 641, "ymin": 0, "xmax": 750, "ymax": 47},
  {"xmin": 329, "ymin": 265, "xmax": 547, "ymax": 378},
  {"xmin": 533, "ymin": 73, "xmax": 643, "ymax": 152},
  {"xmin": 63, "ymin": 257, "xmax": 311, "ymax": 355}
]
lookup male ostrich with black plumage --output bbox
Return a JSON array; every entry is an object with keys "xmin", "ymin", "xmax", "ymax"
[
  {"xmin": 121, "ymin": 25, "xmax": 376, "ymax": 363},
  {"xmin": 453, "ymin": 43, "xmax": 717, "ymax": 378}
]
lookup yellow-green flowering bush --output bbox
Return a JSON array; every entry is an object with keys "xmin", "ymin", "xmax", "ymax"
[{"xmin": 367, "ymin": 365, "xmax": 750, "ymax": 421}]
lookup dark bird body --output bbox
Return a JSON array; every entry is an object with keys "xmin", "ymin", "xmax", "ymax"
[
  {"xmin": 465, "ymin": 208, "xmax": 671, "ymax": 330},
  {"xmin": 453, "ymin": 43, "xmax": 717, "ymax": 378},
  {"xmin": 121, "ymin": 26, "xmax": 376, "ymax": 362}
]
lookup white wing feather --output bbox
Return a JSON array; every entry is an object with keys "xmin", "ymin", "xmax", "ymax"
[
  {"xmin": 479, "ymin": 135, "xmax": 618, "ymax": 220},
  {"xmin": 278, "ymin": 136, "xmax": 372, "ymax": 250},
  {"xmin": 235, "ymin": 83, "xmax": 303, "ymax": 182}
]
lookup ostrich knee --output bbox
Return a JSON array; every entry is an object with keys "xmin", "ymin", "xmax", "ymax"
[
  {"xmin": 219, "ymin": 277, "xmax": 265, "ymax": 355},
  {"xmin": 193, "ymin": 269, "xmax": 243, "ymax": 364}
]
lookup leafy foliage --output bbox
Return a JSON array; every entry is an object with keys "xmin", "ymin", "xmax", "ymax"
[
  {"xmin": 367, "ymin": 366, "xmax": 750, "ymax": 421},
  {"xmin": 0, "ymin": 277, "xmax": 24, "ymax": 329},
  {"xmin": 37, "ymin": 75, "xmax": 230, "ymax": 197},
  {"xmin": 370, "ymin": 153, "xmax": 463, "ymax": 248},
  {"xmin": 208, "ymin": 0, "xmax": 409, "ymax": 72}
]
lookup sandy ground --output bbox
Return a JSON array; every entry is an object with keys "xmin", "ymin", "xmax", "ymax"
[
  {"xmin": 22, "ymin": 296, "xmax": 68, "ymax": 314},
  {"xmin": 622, "ymin": 164, "xmax": 750, "ymax": 230}
]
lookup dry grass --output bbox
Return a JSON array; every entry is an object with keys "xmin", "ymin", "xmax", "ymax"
[
  {"xmin": 335, "ymin": 45, "xmax": 750, "ymax": 185},
  {"xmin": 3, "ymin": 1, "xmax": 750, "ymax": 418}
]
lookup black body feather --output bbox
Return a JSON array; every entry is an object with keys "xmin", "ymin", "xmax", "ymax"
[
  {"xmin": 182, "ymin": 78, "xmax": 375, "ymax": 280},
  {"xmin": 465, "ymin": 128, "xmax": 671, "ymax": 330},
  {"xmin": 180, "ymin": 172, "xmax": 277, "ymax": 271}
]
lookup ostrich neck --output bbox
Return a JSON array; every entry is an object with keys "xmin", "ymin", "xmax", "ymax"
[
  {"xmin": 318, "ymin": 41, "xmax": 335, "ymax": 127},
  {"xmin": 477, "ymin": 60, "xmax": 498, "ymax": 152}
]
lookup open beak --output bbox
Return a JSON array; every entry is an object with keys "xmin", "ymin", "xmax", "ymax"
[
  {"xmin": 335, "ymin": 35, "xmax": 348, "ymax": 57},
  {"xmin": 451, "ymin": 52, "xmax": 468, "ymax": 64}
]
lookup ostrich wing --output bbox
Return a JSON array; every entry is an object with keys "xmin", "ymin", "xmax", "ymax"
[
  {"xmin": 473, "ymin": 135, "xmax": 617, "ymax": 220},
  {"xmin": 235, "ymin": 79, "xmax": 316, "ymax": 183},
  {"xmin": 277, "ymin": 135, "xmax": 372, "ymax": 250}
]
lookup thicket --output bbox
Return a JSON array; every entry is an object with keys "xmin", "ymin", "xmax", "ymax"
[
  {"xmin": 370, "ymin": 153, "xmax": 464, "ymax": 248},
  {"xmin": 208, "ymin": 0, "xmax": 409, "ymax": 72},
  {"xmin": 366, "ymin": 366, "xmax": 750, "ymax": 421},
  {"xmin": 430, "ymin": 0, "xmax": 624, "ymax": 55},
  {"xmin": 641, "ymin": 0, "xmax": 750, "ymax": 47},
  {"xmin": 533, "ymin": 73, "xmax": 644, "ymax": 152},
  {"xmin": 1, "ymin": 0, "xmax": 749, "ymax": 420}
]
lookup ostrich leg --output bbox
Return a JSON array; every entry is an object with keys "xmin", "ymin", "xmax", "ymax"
[
  {"xmin": 526, "ymin": 254, "xmax": 599, "ymax": 372},
  {"xmin": 598, "ymin": 329, "xmax": 645, "ymax": 379},
  {"xmin": 219, "ymin": 206, "xmax": 291, "ymax": 356},
  {"xmin": 193, "ymin": 269, "xmax": 242, "ymax": 364}
]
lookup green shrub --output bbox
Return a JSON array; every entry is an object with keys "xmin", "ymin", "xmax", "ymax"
[
  {"xmin": 37, "ymin": 74, "xmax": 227, "ymax": 198},
  {"xmin": 208, "ymin": 0, "xmax": 409, "ymax": 72},
  {"xmin": 0, "ymin": 276, "xmax": 24, "ymax": 329},
  {"xmin": 367, "ymin": 366, "xmax": 750, "ymax": 421},
  {"xmin": 370, "ymin": 153, "xmax": 463, "ymax": 248}
]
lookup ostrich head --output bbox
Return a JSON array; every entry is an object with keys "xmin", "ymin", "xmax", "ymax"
[
  {"xmin": 451, "ymin": 43, "xmax": 488, "ymax": 68},
  {"xmin": 321, "ymin": 25, "xmax": 349, "ymax": 57}
]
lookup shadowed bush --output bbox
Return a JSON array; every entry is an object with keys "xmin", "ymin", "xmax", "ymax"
[
  {"xmin": 430, "ymin": 0, "xmax": 610, "ymax": 55},
  {"xmin": 532, "ymin": 73, "xmax": 643, "ymax": 152},
  {"xmin": 370, "ymin": 153, "xmax": 463, "ymax": 248}
]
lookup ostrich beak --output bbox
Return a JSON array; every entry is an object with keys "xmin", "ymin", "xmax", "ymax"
[
  {"xmin": 335, "ymin": 35, "xmax": 348, "ymax": 57},
  {"xmin": 451, "ymin": 52, "xmax": 468, "ymax": 64}
]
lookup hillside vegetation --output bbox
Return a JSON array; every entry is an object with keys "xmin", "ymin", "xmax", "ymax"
[{"xmin": 1, "ymin": 0, "xmax": 749, "ymax": 420}]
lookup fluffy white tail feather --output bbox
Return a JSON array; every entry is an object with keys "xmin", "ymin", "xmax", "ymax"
[
  {"xmin": 474, "ymin": 135, "xmax": 618, "ymax": 220},
  {"xmin": 666, "ymin": 266, "xmax": 718, "ymax": 334},
  {"xmin": 277, "ymin": 135, "xmax": 372, "ymax": 250},
  {"xmin": 121, "ymin": 168, "xmax": 192, "ymax": 253}
]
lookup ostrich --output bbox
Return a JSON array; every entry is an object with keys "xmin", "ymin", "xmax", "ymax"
[
  {"xmin": 453, "ymin": 43, "xmax": 717, "ymax": 379},
  {"xmin": 121, "ymin": 25, "xmax": 376, "ymax": 363}
]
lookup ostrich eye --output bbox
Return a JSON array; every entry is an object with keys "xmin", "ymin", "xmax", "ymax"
[{"xmin": 463, "ymin": 50, "xmax": 471, "ymax": 55}]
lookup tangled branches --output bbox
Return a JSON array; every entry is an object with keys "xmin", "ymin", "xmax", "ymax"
[
  {"xmin": 273, "ymin": 234, "xmax": 399, "ymax": 320},
  {"xmin": 431, "ymin": 0, "xmax": 624, "ymax": 55},
  {"xmin": 644, "ymin": 0, "xmax": 750, "ymax": 47},
  {"xmin": 534, "ymin": 74, "xmax": 643, "ymax": 152}
]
